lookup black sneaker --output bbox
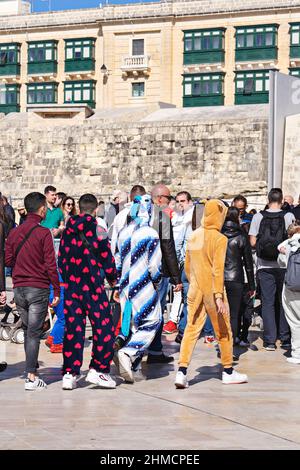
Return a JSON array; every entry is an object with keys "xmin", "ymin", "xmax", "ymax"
[
  {"xmin": 263, "ymin": 343, "xmax": 276, "ymax": 351},
  {"xmin": 175, "ymin": 333, "xmax": 183, "ymax": 344},
  {"xmin": 147, "ymin": 353, "xmax": 174, "ymax": 364},
  {"xmin": 0, "ymin": 362, "xmax": 7, "ymax": 372}
]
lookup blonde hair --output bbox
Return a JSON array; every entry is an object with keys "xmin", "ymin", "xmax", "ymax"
[{"xmin": 287, "ymin": 220, "xmax": 300, "ymax": 238}]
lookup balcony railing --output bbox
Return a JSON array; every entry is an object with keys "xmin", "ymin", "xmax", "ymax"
[{"xmin": 121, "ymin": 55, "xmax": 150, "ymax": 71}]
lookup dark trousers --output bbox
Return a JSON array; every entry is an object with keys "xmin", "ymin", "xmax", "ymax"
[
  {"xmin": 63, "ymin": 291, "xmax": 115, "ymax": 375},
  {"xmin": 225, "ymin": 281, "xmax": 244, "ymax": 342},
  {"xmin": 257, "ymin": 268, "xmax": 290, "ymax": 345},
  {"xmin": 14, "ymin": 287, "xmax": 49, "ymax": 374}
]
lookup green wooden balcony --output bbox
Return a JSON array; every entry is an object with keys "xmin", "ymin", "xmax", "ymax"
[
  {"xmin": 235, "ymin": 47, "xmax": 277, "ymax": 62},
  {"xmin": 64, "ymin": 99, "xmax": 95, "ymax": 108},
  {"xmin": 28, "ymin": 61, "xmax": 57, "ymax": 75},
  {"xmin": 290, "ymin": 46, "xmax": 300, "ymax": 59},
  {"xmin": 235, "ymin": 92, "xmax": 269, "ymax": 105},
  {"xmin": 0, "ymin": 64, "xmax": 20, "ymax": 76},
  {"xmin": 183, "ymin": 95, "xmax": 224, "ymax": 107},
  {"xmin": 184, "ymin": 50, "xmax": 225, "ymax": 65},
  {"xmin": 65, "ymin": 59, "xmax": 95, "ymax": 73},
  {"xmin": 0, "ymin": 104, "xmax": 20, "ymax": 114}
]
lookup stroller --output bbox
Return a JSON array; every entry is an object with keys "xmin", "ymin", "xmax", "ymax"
[
  {"xmin": 0, "ymin": 303, "xmax": 24, "ymax": 344},
  {"xmin": 0, "ymin": 303, "xmax": 54, "ymax": 345}
]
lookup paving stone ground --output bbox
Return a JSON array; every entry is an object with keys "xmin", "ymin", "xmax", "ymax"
[{"xmin": 1, "ymin": 315, "xmax": 300, "ymax": 450}]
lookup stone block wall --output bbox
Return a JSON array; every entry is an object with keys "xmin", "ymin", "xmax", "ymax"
[
  {"xmin": 283, "ymin": 114, "xmax": 300, "ymax": 201},
  {"xmin": 0, "ymin": 116, "xmax": 268, "ymax": 206}
]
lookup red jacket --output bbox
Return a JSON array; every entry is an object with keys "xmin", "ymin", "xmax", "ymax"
[{"xmin": 5, "ymin": 213, "xmax": 60, "ymax": 296}]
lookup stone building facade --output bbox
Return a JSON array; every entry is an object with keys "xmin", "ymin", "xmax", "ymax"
[{"xmin": 1, "ymin": 0, "xmax": 300, "ymax": 113}]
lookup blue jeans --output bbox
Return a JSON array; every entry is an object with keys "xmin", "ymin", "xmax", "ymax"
[
  {"xmin": 148, "ymin": 276, "xmax": 170, "ymax": 354},
  {"xmin": 203, "ymin": 315, "xmax": 215, "ymax": 336},
  {"xmin": 178, "ymin": 270, "xmax": 189, "ymax": 335},
  {"xmin": 49, "ymin": 282, "xmax": 65, "ymax": 345}
]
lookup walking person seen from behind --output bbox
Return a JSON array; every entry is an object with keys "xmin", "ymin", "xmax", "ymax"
[{"xmin": 5, "ymin": 192, "xmax": 60, "ymax": 391}]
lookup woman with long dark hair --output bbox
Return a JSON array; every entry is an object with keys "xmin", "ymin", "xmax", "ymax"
[
  {"xmin": 61, "ymin": 196, "xmax": 76, "ymax": 223},
  {"xmin": 222, "ymin": 207, "xmax": 255, "ymax": 349}
]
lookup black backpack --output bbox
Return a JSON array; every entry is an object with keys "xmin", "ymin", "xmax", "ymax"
[{"xmin": 256, "ymin": 211, "xmax": 287, "ymax": 261}]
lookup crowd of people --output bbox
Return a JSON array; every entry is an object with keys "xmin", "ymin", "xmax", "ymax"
[{"xmin": 0, "ymin": 184, "xmax": 300, "ymax": 391}]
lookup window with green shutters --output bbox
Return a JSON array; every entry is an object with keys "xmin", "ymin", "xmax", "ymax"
[
  {"xmin": 27, "ymin": 82, "xmax": 58, "ymax": 104},
  {"xmin": 183, "ymin": 73, "xmax": 224, "ymax": 107},
  {"xmin": 0, "ymin": 84, "xmax": 20, "ymax": 113},
  {"xmin": 28, "ymin": 41, "xmax": 58, "ymax": 74},
  {"xmin": 290, "ymin": 24, "xmax": 300, "ymax": 59},
  {"xmin": 64, "ymin": 80, "xmax": 96, "ymax": 108},
  {"xmin": 183, "ymin": 29, "xmax": 225, "ymax": 64},
  {"xmin": 235, "ymin": 70, "xmax": 270, "ymax": 104},
  {"xmin": 65, "ymin": 38, "xmax": 95, "ymax": 72},
  {"xmin": 235, "ymin": 25, "xmax": 278, "ymax": 61},
  {"xmin": 0, "ymin": 43, "xmax": 21, "ymax": 76}
]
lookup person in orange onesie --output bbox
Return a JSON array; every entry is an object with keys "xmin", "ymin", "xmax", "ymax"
[{"xmin": 174, "ymin": 199, "xmax": 248, "ymax": 387}]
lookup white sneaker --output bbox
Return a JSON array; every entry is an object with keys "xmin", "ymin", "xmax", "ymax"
[
  {"xmin": 86, "ymin": 368, "xmax": 116, "ymax": 389},
  {"xmin": 118, "ymin": 350, "xmax": 134, "ymax": 383},
  {"xmin": 222, "ymin": 369, "xmax": 248, "ymax": 385},
  {"xmin": 174, "ymin": 371, "xmax": 189, "ymax": 389},
  {"xmin": 25, "ymin": 377, "xmax": 47, "ymax": 391},
  {"xmin": 286, "ymin": 356, "xmax": 300, "ymax": 364},
  {"xmin": 62, "ymin": 373, "xmax": 77, "ymax": 390}
]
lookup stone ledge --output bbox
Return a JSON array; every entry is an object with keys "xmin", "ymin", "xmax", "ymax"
[{"xmin": 1, "ymin": 1, "xmax": 300, "ymax": 31}]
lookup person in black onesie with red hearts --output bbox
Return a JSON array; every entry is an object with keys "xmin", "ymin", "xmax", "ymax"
[{"xmin": 58, "ymin": 194, "xmax": 117, "ymax": 390}]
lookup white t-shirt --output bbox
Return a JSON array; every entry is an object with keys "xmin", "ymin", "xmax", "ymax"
[{"xmin": 249, "ymin": 209, "xmax": 295, "ymax": 269}]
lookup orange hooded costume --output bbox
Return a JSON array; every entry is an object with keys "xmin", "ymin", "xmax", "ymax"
[{"xmin": 179, "ymin": 199, "xmax": 233, "ymax": 369}]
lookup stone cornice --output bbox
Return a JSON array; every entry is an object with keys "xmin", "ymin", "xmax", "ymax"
[{"xmin": 0, "ymin": 0, "xmax": 300, "ymax": 33}]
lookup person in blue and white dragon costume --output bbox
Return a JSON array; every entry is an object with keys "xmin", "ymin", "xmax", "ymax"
[{"xmin": 114, "ymin": 194, "xmax": 162, "ymax": 383}]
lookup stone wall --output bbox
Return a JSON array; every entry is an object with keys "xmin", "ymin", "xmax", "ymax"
[
  {"xmin": 283, "ymin": 114, "xmax": 300, "ymax": 201},
  {"xmin": 0, "ymin": 114, "xmax": 268, "ymax": 206}
]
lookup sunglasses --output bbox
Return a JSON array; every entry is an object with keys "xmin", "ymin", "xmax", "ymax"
[{"xmin": 66, "ymin": 203, "xmax": 74, "ymax": 207}]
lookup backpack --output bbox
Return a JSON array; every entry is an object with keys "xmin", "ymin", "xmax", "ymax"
[
  {"xmin": 285, "ymin": 247, "xmax": 300, "ymax": 291},
  {"xmin": 256, "ymin": 211, "xmax": 287, "ymax": 261}
]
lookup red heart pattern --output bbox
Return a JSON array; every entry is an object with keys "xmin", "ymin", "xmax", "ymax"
[{"xmin": 60, "ymin": 222, "xmax": 117, "ymax": 376}]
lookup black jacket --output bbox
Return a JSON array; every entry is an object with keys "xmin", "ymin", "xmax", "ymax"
[
  {"xmin": 222, "ymin": 220, "xmax": 255, "ymax": 291},
  {"xmin": 151, "ymin": 206, "xmax": 181, "ymax": 285},
  {"xmin": 293, "ymin": 205, "xmax": 300, "ymax": 221}
]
